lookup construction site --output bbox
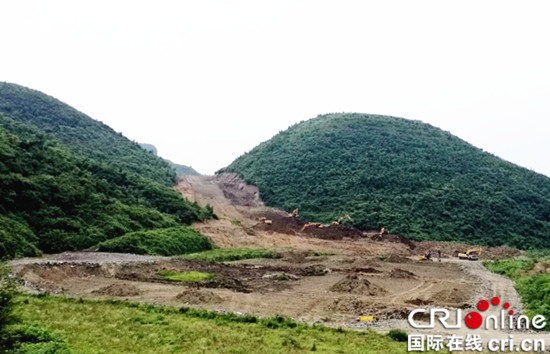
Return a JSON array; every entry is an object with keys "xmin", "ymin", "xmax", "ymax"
[{"xmin": 11, "ymin": 173, "xmax": 532, "ymax": 341}]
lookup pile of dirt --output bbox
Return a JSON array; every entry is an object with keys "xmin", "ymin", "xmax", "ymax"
[
  {"xmin": 390, "ymin": 268, "xmax": 416, "ymax": 279},
  {"xmin": 376, "ymin": 308, "xmax": 409, "ymax": 320},
  {"xmin": 350, "ymin": 267, "xmax": 382, "ymax": 274},
  {"xmin": 329, "ymin": 275, "xmax": 385, "ymax": 295},
  {"xmin": 371, "ymin": 233, "xmax": 416, "ymax": 250},
  {"xmin": 252, "ymin": 210, "xmax": 307, "ymax": 235},
  {"xmin": 18, "ymin": 263, "xmax": 112, "ymax": 282},
  {"xmin": 92, "ymin": 283, "xmax": 141, "ymax": 297},
  {"xmin": 326, "ymin": 297, "xmax": 371, "ymax": 314},
  {"xmin": 176, "ymin": 289, "xmax": 223, "ymax": 305},
  {"xmin": 405, "ymin": 298, "xmax": 433, "ymax": 306},
  {"xmin": 384, "ymin": 254, "xmax": 412, "ymax": 264},
  {"xmin": 430, "ymin": 287, "xmax": 468, "ymax": 305},
  {"xmin": 251, "ymin": 210, "xmax": 366, "ymax": 240}
]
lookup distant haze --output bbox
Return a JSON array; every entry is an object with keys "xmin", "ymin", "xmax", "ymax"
[{"xmin": 1, "ymin": 1, "xmax": 549, "ymax": 176}]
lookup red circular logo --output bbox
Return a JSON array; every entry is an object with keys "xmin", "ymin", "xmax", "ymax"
[
  {"xmin": 477, "ymin": 300, "xmax": 489, "ymax": 311},
  {"xmin": 504, "ymin": 302, "xmax": 510, "ymax": 309},
  {"xmin": 491, "ymin": 297, "xmax": 500, "ymax": 306},
  {"xmin": 465, "ymin": 312, "xmax": 483, "ymax": 329}
]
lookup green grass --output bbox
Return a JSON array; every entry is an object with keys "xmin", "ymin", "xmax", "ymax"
[
  {"xmin": 485, "ymin": 257, "xmax": 550, "ymax": 330},
  {"xmin": 12, "ymin": 295, "xmax": 407, "ymax": 353},
  {"xmin": 182, "ymin": 248, "xmax": 275, "ymax": 262},
  {"xmin": 97, "ymin": 226, "xmax": 213, "ymax": 256},
  {"xmin": 158, "ymin": 270, "xmax": 217, "ymax": 282},
  {"xmin": 182, "ymin": 248, "xmax": 334, "ymax": 263}
]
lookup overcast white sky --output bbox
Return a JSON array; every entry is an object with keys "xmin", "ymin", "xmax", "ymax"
[{"xmin": 1, "ymin": 1, "xmax": 549, "ymax": 176}]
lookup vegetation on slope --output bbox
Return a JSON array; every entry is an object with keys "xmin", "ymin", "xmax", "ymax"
[
  {"xmin": 225, "ymin": 113, "xmax": 550, "ymax": 249},
  {"xmin": 485, "ymin": 258, "xmax": 550, "ymax": 330},
  {"xmin": 12, "ymin": 294, "xmax": 406, "ymax": 353},
  {"xmin": 97, "ymin": 227, "xmax": 213, "ymax": 256},
  {"xmin": 0, "ymin": 83, "xmax": 212, "ymax": 258}
]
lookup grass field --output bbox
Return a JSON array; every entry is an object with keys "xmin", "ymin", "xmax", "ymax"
[
  {"xmin": 158, "ymin": 270, "xmax": 218, "ymax": 282},
  {"xmin": 181, "ymin": 248, "xmax": 275, "ymax": 262},
  {"xmin": 11, "ymin": 295, "xmax": 407, "ymax": 353},
  {"xmin": 485, "ymin": 257, "xmax": 550, "ymax": 331}
]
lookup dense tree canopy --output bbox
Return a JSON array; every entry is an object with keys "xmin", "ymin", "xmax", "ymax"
[
  {"xmin": 224, "ymin": 113, "xmax": 550, "ymax": 249},
  {"xmin": 0, "ymin": 83, "xmax": 212, "ymax": 258}
]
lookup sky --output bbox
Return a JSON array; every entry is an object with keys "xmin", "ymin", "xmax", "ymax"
[{"xmin": 0, "ymin": 1, "xmax": 549, "ymax": 176}]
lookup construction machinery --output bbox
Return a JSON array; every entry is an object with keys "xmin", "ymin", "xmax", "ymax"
[
  {"xmin": 458, "ymin": 248, "xmax": 481, "ymax": 261},
  {"xmin": 332, "ymin": 214, "xmax": 352, "ymax": 225},
  {"xmin": 417, "ymin": 251, "xmax": 432, "ymax": 261},
  {"xmin": 288, "ymin": 209, "xmax": 299, "ymax": 218},
  {"xmin": 301, "ymin": 222, "xmax": 321, "ymax": 232}
]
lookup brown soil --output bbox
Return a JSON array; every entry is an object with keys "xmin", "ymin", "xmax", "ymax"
[
  {"xmin": 389, "ymin": 268, "xmax": 416, "ymax": 279},
  {"xmin": 176, "ymin": 289, "xmax": 223, "ymax": 305},
  {"xmin": 11, "ymin": 173, "xmax": 535, "ymax": 346},
  {"xmin": 92, "ymin": 283, "xmax": 141, "ymax": 297},
  {"xmin": 329, "ymin": 275, "xmax": 386, "ymax": 295}
]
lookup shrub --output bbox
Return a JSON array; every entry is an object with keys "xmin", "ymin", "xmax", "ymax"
[
  {"xmin": 388, "ymin": 329, "xmax": 408, "ymax": 342},
  {"xmin": 97, "ymin": 226, "xmax": 213, "ymax": 256},
  {"xmin": 0, "ymin": 262, "xmax": 17, "ymax": 349}
]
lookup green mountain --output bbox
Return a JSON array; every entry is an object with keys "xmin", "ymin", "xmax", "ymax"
[
  {"xmin": 0, "ymin": 82, "xmax": 212, "ymax": 258},
  {"xmin": 224, "ymin": 113, "xmax": 550, "ymax": 249}
]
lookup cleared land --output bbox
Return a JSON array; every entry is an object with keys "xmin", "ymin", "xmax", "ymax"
[{"xmin": 12, "ymin": 173, "xmax": 547, "ymax": 349}]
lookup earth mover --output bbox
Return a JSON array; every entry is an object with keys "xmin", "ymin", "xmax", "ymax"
[{"xmin": 458, "ymin": 248, "xmax": 481, "ymax": 261}]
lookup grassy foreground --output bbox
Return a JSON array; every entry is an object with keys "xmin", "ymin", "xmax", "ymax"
[{"xmin": 12, "ymin": 295, "xmax": 406, "ymax": 353}]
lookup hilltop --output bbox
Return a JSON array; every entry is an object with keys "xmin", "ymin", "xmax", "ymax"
[
  {"xmin": 138, "ymin": 142, "xmax": 200, "ymax": 176},
  {"xmin": 224, "ymin": 113, "xmax": 550, "ymax": 249},
  {"xmin": 0, "ymin": 82, "xmax": 212, "ymax": 258}
]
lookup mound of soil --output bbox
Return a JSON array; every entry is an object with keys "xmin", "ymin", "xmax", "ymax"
[
  {"xmin": 384, "ymin": 254, "xmax": 412, "ymax": 264},
  {"xmin": 405, "ymin": 298, "xmax": 433, "ymax": 306},
  {"xmin": 350, "ymin": 267, "xmax": 382, "ymax": 274},
  {"xmin": 376, "ymin": 308, "xmax": 409, "ymax": 320},
  {"xmin": 176, "ymin": 289, "xmax": 223, "ymax": 304},
  {"xmin": 430, "ymin": 287, "xmax": 468, "ymax": 305},
  {"xmin": 390, "ymin": 268, "xmax": 416, "ymax": 278},
  {"xmin": 92, "ymin": 283, "xmax": 141, "ymax": 297},
  {"xmin": 371, "ymin": 233, "xmax": 416, "ymax": 250},
  {"xmin": 326, "ymin": 297, "xmax": 371, "ymax": 314},
  {"xmin": 251, "ymin": 210, "xmax": 365, "ymax": 240},
  {"xmin": 329, "ymin": 275, "xmax": 385, "ymax": 295}
]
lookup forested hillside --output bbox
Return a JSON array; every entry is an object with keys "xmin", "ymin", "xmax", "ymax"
[
  {"xmin": 224, "ymin": 113, "xmax": 550, "ymax": 249},
  {"xmin": 0, "ymin": 83, "xmax": 212, "ymax": 258}
]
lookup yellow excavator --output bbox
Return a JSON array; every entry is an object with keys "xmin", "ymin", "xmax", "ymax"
[
  {"xmin": 288, "ymin": 209, "xmax": 299, "ymax": 218},
  {"xmin": 417, "ymin": 251, "xmax": 432, "ymax": 261},
  {"xmin": 458, "ymin": 248, "xmax": 481, "ymax": 261},
  {"xmin": 301, "ymin": 222, "xmax": 321, "ymax": 232},
  {"xmin": 332, "ymin": 214, "xmax": 352, "ymax": 225}
]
